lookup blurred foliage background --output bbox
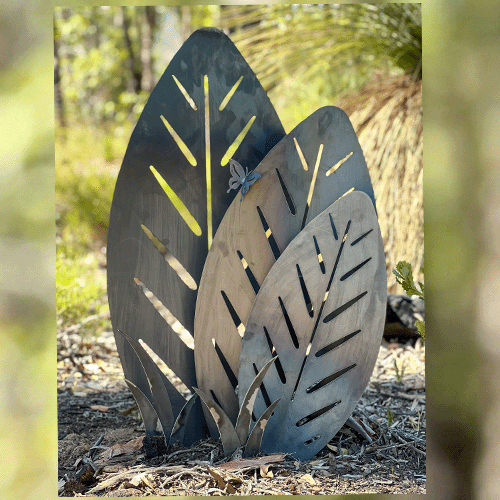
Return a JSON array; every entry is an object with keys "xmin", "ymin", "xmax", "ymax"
[{"xmin": 1, "ymin": 0, "xmax": 499, "ymax": 499}]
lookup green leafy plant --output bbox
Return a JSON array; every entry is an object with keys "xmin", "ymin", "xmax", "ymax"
[
  {"xmin": 386, "ymin": 407, "xmax": 395, "ymax": 427},
  {"xmin": 394, "ymin": 358, "xmax": 405, "ymax": 384},
  {"xmin": 393, "ymin": 261, "xmax": 425, "ymax": 341}
]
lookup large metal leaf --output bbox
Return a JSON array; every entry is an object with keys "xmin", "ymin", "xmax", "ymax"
[
  {"xmin": 238, "ymin": 191, "xmax": 386, "ymax": 460},
  {"xmin": 107, "ymin": 27, "xmax": 285, "ymax": 435},
  {"xmin": 194, "ymin": 107, "xmax": 375, "ymax": 435}
]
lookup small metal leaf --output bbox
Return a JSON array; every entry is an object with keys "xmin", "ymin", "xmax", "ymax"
[
  {"xmin": 244, "ymin": 397, "xmax": 282, "ymax": 458},
  {"xmin": 235, "ymin": 356, "xmax": 276, "ymax": 445},
  {"xmin": 192, "ymin": 387, "xmax": 241, "ymax": 456},
  {"xmin": 117, "ymin": 329, "xmax": 175, "ymax": 440},
  {"xmin": 170, "ymin": 393, "xmax": 199, "ymax": 445},
  {"xmin": 238, "ymin": 191, "xmax": 386, "ymax": 460},
  {"xmin": 124, "ymin": 379, "xmax": 159, "ymax": 436}
]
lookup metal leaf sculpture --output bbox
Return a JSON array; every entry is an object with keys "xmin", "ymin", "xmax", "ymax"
[
  {"xmin": 107, "ymin": 27, "xmax": 285, "ymax": 442},
  {"xmin": 117, "ymin": 329, "xmax": 199, "ymax": 447},
  {"xmin": 193, "ymin": 357, "xmax": 282, "ymax": 457},
  {"xmin": 238, "ymin": 191, "xmax": 386, "ymax": 460},
  {"xmin": 194, "ymin": 106, "xmax": 376, "ymax": 436}
]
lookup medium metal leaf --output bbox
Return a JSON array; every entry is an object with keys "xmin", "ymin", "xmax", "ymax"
[
  {"xmin": 238, "ymin": 191, "xmax": 386, "ymax": 460},
  {"xmin": 194, "ymin": 107, "xmax": 376, "ymax": 434},
  {"xmin": 107, "ymin": 27, "xmax": 285, "ymax": 438}
]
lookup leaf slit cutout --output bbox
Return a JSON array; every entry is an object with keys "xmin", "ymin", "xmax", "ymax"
[
  {"xmin": 278, "ymin": 297, "xmax": 299, "ymax": 349},
  {"xmin": 138, "ymin": 338, "xmax": 192, "ymax": 397},
  {"xmin": 304, "ymin": 435, "xmax": 321, "ymax": 446},
  {"xmin": 306, "ymin": 363, "xmax": 357, "ymax": 393},
  {"xmin": 276, "ymin": 168, "xmax": 296, "ymax": 215},
  {"xmin": 296, "ymin": 400, "xmax": 341, "ymax": 427},
  {"xmin": 313, "ymin": 235, "xmax": 325, "ymax": 274},
  {"xmin": 253, "ymin": 363, "xmax": 272, "ymax": 409},
  {"xmin": 323, "ymin": 291, "xmax": 368, "ymax": 323},
  {"xmin": 335, "ymin": 187, "xmax": 355, "ymax": 202},
  {"xmin": 149, "ymin": 166, "xmax": 202, "ymax": 236},
  {"xmin": 210, "ymin": 390, "xmax": 223, "ymax": 408},
  {"xmin": 140, "ymin": 224, "xmax": 197, "ymax": 290},
  {"xmin": 212, "ymin": 338, "xmax": 238, "ymax": 390},
  {"xmin": 133, "ymin": 277, "xmax": 194, "ymax": 349},
  {"xmin": 291, "ymin": 221, "xmax": 351, "ymax": 399},
  {"xmin": 351, "ymin": 228, "xmax": 373, "ymax": 246},
  {"xmin": 296, "ymin": 264, "xmax": 314, "ymax": 317},
  {"xmin": 315, "ymin": 330, "xmax": 362, "ymax": 357},
  {"xmin": 204, "ymin": 75, "xmax": 213, "ymax": 250},
  {"xmin": 329, "ymin": 213, "xmax": 338, "ymax": 240},
  {"xmin": 160, "ymin": 115, "xmax": 197, "ymax": 166},
  {"xmin": 256, "ymin": 206, "xmax": 281, "ymax": 260},
  {"xmin": 325, "ymin": 151, "xmax": 353, "ymax": 177},
  {"xmin": 172, "ymin": 75, "xmax": 197, "ymax": 110},
  {"xmin": 221, "ymin": 115, "xmax": 256, "ymax": 166},
  {"xmin": 219, "ymin": 75, "xmax": 243, "ymax": 111},
  {"xmin": 293, "ymin": 137, "xmax": 309, "ymax": 171},
  {"xmin": 263, "ymin": 326, "xmax": 286, "ymax": 384},
  {"xmin": 237, "ymin": 250, "xmax": 260, "ymax": 294},
  {"xmin": 301, "ymin": 144, "xmax": 324, "ymax": 230},
  {"xmin": 340, "ymin": 257, "xmax": 372, "ymax": 281},
  {"xmin": 221, "ymin": 290, "xmax": 245, "ymax": 337}
]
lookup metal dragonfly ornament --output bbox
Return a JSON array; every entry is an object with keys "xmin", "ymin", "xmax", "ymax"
[{"xmin": 227, "ymin": 159, "xmax": 261, "ymax": 201}]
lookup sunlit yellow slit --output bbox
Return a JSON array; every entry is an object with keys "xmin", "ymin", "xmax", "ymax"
[
  {"xmin": 149, "ymin": 165, "xmax": 202, "ymax": 236},
  {"xmin": 305, "ymin": 144, "xmax": 324, "ymax": 207},
  {"xmin": 133, "ymin": 277, "xmax": 194, "ymax": 350},
  {"xmin": 325, "ymin": 151, "xmax": 353, "ymax": 177},
  {"xmin": 219, "ymin": 75, "xmax": 243, "ymax": 111},
  {"xmin": 140, "ymin": 224, "xmax": 197, "ymax": 290},
  {"xmin": 172, "ymin": 75, "xmax": 197, "ymax": 110},
  {"xmin": 204, "ymin": 75, "xmax": 212, "ymax": 250},
  {"xmin": 160, "ymin": 115, "xmax": 197, "ymax": 166},
  {"xmin": 337, "ymin": 187, "xmax": 355, "ymax": 202},
  {"xmin": 220, "ymin": 115, "xmax": 256, "ymax": 166},
  {"xmin": 237, "ymin": 323, "xmax": 246, "ymax": 337},
  {"xmin": 293, "ymin": 137, "xmax": 309, "ymax": 171}
]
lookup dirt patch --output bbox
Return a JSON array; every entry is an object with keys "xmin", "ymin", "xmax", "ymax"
[{"xmin": 58, "ymin": 329, "xmax": 425, "ymax": 496}]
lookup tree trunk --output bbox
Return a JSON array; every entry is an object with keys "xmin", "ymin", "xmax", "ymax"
[
  {"xmin": 121, "ymin": 6, "xmax": 141, "ymax": 93},
  {"xmin": 54, "ymin": 34, "xmax": 66, "ymax": 127},
  {"xmin": 140, "ymin": 6, "xmax": 155, "ymax": 93}
]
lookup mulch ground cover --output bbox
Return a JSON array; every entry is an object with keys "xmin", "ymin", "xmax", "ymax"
[{"xmin": 58, "ymin": 324, "xmax": 425, "ymax": 496}]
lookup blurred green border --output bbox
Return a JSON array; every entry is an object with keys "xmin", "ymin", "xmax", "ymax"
[{"xmin": 1, "ymin": 0, "xmax": 496, "ymax": 499}]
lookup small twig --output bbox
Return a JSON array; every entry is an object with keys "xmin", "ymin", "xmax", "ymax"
[
  {"xmin": 59, "ymin": 309, "xmax": 110, "ymax": 335},
  {"xmin": 371, "ymin": 439, "xmax": 425, "ymax": 455},
  {"xmin": 391, "ymin": 431, "xmax": 426, "ymax": 457},
  {"xmin": 377, "ymin": 389, "xmax": 425, "ymax": 402},
  {"xmin": 345, "ymin": 416, "xmax": 373, "ymax": 443}
]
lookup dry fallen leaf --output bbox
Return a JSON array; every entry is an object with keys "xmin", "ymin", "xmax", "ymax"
[
  {"xmin": 260, "ymin": 464, "xmax": 273, "ymax": 478},
  {"xmin": 208, "ymin": 467, "xmax": 227, "ymax": 490},
  {"xmin": 98, "ymin": 436, "xmax": 144, "ymax": 460},
  {"xmin": 299, "ymin": 473, "xmax": 316, "ymax": 486},
  {"xmin": 217, "ymin": 454, "xmax": 285, "ymax": 472}
]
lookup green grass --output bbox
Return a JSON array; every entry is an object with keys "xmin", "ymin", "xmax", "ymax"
[{"xmin": 56, "ymin": 123, "xmax": 123, "ymax": 330}]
